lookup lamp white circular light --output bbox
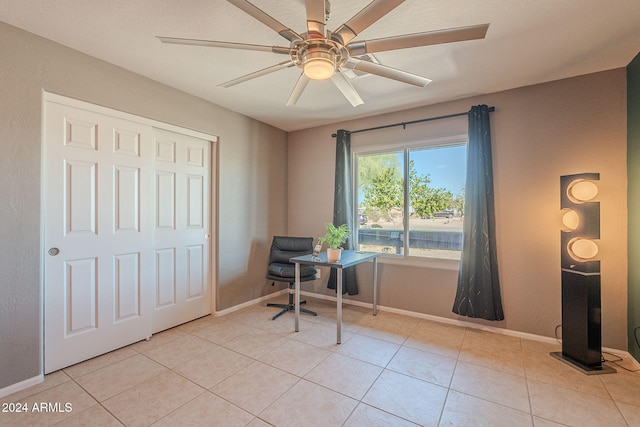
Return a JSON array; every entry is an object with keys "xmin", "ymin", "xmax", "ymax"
[
  {"xmin": 567, "ymin": 179, "xmax": 598, "ymax": 203},
  {"xmin": 567, "ymin": 238, "xmax": 599, "ymax": 261},
  {"xmin": 561, "ymin": 208, "xmax": 579, "ymax": 231},
  {"xmin": 302, "ymin": 47, "xmax": 335, "ymax": 80},
  {"xmin": 303, "ymin": 58, "xmax": 334, "ymax": 79}
]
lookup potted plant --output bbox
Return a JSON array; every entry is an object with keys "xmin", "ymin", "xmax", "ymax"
[{"xmin": 319, "ymin": 222, "xmax": 350, "ymax": 262}]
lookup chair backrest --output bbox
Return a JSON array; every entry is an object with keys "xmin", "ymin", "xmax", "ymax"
[{"xmin": 269, "ymin": 236, "xmax": 314, "ymax": 264}]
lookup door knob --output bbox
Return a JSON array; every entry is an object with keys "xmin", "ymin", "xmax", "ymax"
[{"xmin": 48, "ymin": 247, "xmax": 60, "ymax": 256}]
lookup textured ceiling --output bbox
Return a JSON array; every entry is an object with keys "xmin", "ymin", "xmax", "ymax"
[{"xmin": 1, "ymin": 0, "xmax": 639, "ymax": 131}]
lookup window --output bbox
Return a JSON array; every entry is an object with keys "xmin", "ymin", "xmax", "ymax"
[{"xmin": 354, "ymin": 137, "xmax": 467, "ymax": 260}]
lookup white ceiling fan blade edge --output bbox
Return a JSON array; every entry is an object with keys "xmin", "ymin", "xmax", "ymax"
[
  {"xmin": 286, "ymin": 74, "xmax": 311, "ymax": 106},
  {"xmin": 347, "ymin": 23, "xmax": 490, "ymax": 55},
  {"xmin": 332, "ymin": 0, "xmax": 405, "ymax": 45},
  {"xmin": 332, "ymin": 72, "xmax": 364, "ymax": 107},
  {"xmin": 344, "ymin": 58, "xmax": 431, "ymax": 88},
  {"xmin": 220, "ymin": 61, "xmax": 296, "ymax": 88},
  {"xmin": 305, "ymin": 0, "xmax": 326, "ymax": 39},
  {"xmin": 157, "ymin": 36, "xmax": 290, "ymax": 54}
]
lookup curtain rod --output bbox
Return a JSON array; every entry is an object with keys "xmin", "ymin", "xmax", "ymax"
[{"xmin": 331, "ymin": 106, "xmax": 495, "ymax": 138}]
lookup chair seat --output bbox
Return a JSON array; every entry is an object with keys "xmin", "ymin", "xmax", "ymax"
[
  {"xmin": 266, "ymin": 236, "xmax": 318, "ymax": 320},
  {"xmin": 268, "ymin": 262, "xmax": 317, "ymax": 280}
]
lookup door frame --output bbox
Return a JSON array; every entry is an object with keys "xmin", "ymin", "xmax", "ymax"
[{"xmin": 40, "ymin": 91, "xmax": 218, "ymax": 371}]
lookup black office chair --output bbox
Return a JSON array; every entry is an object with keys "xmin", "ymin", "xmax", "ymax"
[{"xmin": 266, "ymin": 236, "xmax": 318, "ymax": 320}]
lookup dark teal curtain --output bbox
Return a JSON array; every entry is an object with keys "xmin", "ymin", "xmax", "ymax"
[
  {"xmin": 452, "ymin": 105, "xmax": 504, "ymax": 320},
  {"xmin": 328, "ymin": 129, "xmax": 358, "ymax": 295}
]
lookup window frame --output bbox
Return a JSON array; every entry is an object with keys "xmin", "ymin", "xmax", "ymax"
[{"xmin": 352, "ymin": 133, "xmax": 468, "ymax": 270}]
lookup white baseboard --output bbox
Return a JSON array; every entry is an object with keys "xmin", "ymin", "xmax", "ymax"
[
  {"xmin": 213, "ymin": 289, "xmax": 288, "ymax": 317},
  {"xmin": 0, "ymin": 374, "xmax": 44, "ymax": 399},
  {"xmin": 4, "ymin": 290, "xmax": 638, "ymax": 397},
  {"xmin": 185, "ymin": 288, "xmax": 640, "ymax": 371},
  {"xmin": 0, "ymin": 289, "xmax": 288, "ymax": 398},
  {"xmin": 301, "ymin": 291, "xmax": 640, "ymax": 370}
]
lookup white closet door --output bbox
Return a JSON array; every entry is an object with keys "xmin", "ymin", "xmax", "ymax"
[
  {"xmin": 44, "ymin": 103, "xmax": 154, "ymax": 373},
  {"xmin": 152, "ymin": 129, "xmax": 211, "ymax": 333},
  {"xmin": 43, "ymin": 98, "xmax": 215, "ymax": 373}
]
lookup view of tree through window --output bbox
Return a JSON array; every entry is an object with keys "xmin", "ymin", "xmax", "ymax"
[{"xmin": 355, "ymin": 143, "xmax": 467, "ymax": 259}]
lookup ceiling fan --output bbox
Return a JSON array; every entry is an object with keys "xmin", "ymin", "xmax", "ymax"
[{"xmin": 158, "ymin": 0, "xmax": 489, "ymax": 107}]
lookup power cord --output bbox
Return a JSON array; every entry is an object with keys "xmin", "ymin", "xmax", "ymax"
[
  {"xmin": 601, "ymin": 351, "xmax": 640, "ymax": 373},
  {"xmin": 612, "ymin": 327, "xmax": 640, "ymax": 372},
  {"xmin": 555, "ymin": 324, "xmax": 640, "ymax": 373},
  {"xmin": 554, "ymin": 324, "xmax": 562, "ymax": 344}
]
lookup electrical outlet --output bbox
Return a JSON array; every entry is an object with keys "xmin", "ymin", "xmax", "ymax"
[{"xmin": 316, "ymin": 269, "xmax": 321, "ymax": 279}]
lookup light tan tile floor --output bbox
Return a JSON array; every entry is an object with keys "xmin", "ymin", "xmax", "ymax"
[{"xmin": 3, "ymin": 295, "xmax": 640, "ymax": 426}]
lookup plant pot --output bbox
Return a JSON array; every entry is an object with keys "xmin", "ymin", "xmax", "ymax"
[{"xmin": 327, "ymin": 248, "xmax": 342, "ymax": 263}]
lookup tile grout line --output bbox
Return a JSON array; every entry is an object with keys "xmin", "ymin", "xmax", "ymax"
[
  {"xmin": 436, "ymin": 326, "xmax": 468, "ymax": 426},
  {"xmin": 12, "ymin": 296, "xmax": 640, "ymax": 426}
]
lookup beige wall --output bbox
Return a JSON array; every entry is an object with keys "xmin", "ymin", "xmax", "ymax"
[
  {"xmin": 0, "ymin": 22, "xmax": 287, "ymax": 390},
  {"xmin": 0, "ymin": 17, "xmax": 629, "ymax": 393},
  {"xmin": 288, "ymin": 68, "xmax": 628, "ymax": 350}
]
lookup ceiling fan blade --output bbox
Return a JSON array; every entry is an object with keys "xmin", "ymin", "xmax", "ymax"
[
  {"xmin": 344, "ymin": 58, "xmax": 431, "ymax": 87},
  {"xmin": 219, "ymin": 60, "xmax": 296, "ymax": 88},
  {"xmin": 227, "ymin": 0, "xmax": 303, "ymax": 43},
  {"xmin": 332, "ymin": 0, "xmax": 405, "ymax": 45},
  {"xmin": 157, "ymin": 36, "xmax": 291, "ymax": 54},
  {"xmin": 286, "ymin": 74, "xmax": 311, "ymax": 106},
  {"xmin": 331, "ymin": 72, "xmax": 364, "ymax": 107},
  {"xmin": 305, "ymin": 0, "xmax": 326, "ymax": 39},
  {"xmin": 347, "ymin": 24, "xmax": 490, "ymax": 55}
]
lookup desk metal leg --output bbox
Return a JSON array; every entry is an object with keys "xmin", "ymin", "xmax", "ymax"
[
  {"xmin": 294, "ymin": 262, "xmax": 300, "ymax": 332},
  {"xmin": 337, "ymin": 267, "xmax": 342, "ymax": 344},
  {"xmin": 373, "ymin": 257, "xmax": 378, "ymax": 316}
]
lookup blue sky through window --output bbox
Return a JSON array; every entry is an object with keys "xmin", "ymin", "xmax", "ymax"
[{"xmin": 410, "ymin": 144, "xmax": 467, "ymax": 195}]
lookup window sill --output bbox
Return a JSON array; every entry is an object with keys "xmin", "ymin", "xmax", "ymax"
[{"xmin": 373, "ymin": 254, "xmax": 460, "ymax": 271}]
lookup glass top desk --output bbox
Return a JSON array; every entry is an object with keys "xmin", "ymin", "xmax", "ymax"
[{"xmin": 289, "ymin": 250, "xmax": 380, "ymax": 344}]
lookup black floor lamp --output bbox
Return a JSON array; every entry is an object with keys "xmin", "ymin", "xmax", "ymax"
[{"xmin": 550, "ymin": 173, "xmax": 615, "ymax": 374}]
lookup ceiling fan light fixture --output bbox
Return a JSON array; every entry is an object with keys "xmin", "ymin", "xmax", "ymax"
[
  {"xmin": 301, "ymin": 47, "xmax": 336, "ymax": 80},
  {"xmin": 160, "ymin": 0, "xmax": 490, "ymax": 106}
]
